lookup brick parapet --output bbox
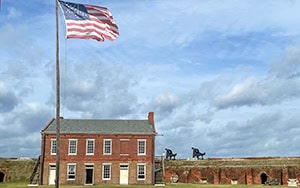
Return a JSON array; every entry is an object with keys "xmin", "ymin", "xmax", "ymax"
[{"xmin": 164, "ymin": 158, "xmax": 300, "ymax": 185}]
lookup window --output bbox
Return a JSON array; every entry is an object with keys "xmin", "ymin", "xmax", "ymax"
[
  {"xmin": 102, "ymin": 163, "xmax": 111, "ymax": 180},
  {"xmin": 103, "ymin": 139, "xmax": 112, "ymax": 155},
  {"xmin": 137, "ymin": 164, "xmax": 146, "ymax": 180},
  {"xmin": 86, "ymin": 139, "xmax": 95, "ymax": 155},
  {"xmin": 67, "ymin": 164, "xmax": 76, "ymax": 180},
  {"xmin": 51, "ymin": 139, "xmax": 56, "ymax": 155},
  {"xmin": 138, "ymin": 139, "xmax": 146, "ymax": 155},
  {"xmin": 68, "ymin": 139, "xmax": 77, "ymax": 155}
]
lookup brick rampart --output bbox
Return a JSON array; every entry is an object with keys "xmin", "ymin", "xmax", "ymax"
[{"xmin": 164, "ymin": 157, "xmax": 300, "ymax": 185}]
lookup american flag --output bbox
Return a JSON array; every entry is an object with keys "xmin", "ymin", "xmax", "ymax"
[{"xmin": 58, "ymin": 0, "xmax": 119, "ymax": 42}]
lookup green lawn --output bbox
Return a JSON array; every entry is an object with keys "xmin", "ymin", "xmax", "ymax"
[{"xmin": 0, "ymin": 181, "xmax": 287, "ymax": 188}]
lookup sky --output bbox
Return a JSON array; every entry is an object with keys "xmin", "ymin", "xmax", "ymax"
[{"xmin": 1, "ymin": 0, "xmax": 300, "ymax": 159}]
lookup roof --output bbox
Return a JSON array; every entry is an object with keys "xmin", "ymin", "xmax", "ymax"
[{"xmin": 42, "ymin": 119, "xmax": 156, "ymax": 135}]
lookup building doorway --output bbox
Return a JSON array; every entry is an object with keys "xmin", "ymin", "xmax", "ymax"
[
  {"xmin": 48, "ymin": 165, "xmax": 56, "ymax": 185},
  {"xmin": 0, "ymin": 172, "xmax": 5, "ymax": 183},
  {"xmin": 260, "ymin": 172, "xmax": 268, "ymax": 184},
  {"xmin": 85, "ymin": 165, "xmax": 94, "ymax": 185},
  {"xmin": 120, "ymin": 164, "xmax": 129, "ymax": 184}
]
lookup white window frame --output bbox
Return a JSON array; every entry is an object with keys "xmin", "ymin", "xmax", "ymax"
[
  {"xmin": 68, "ymin": 139, "xmax": 77, "ymax": 155},
  {"xmin": 137, "ymin": 163, "xmax": 146, "ymax": 180},
  {"xmin": 67, "ymin": 163, "xmax": 76, "ymax": 180},
  {"xmin": 103, "ymin": 139, "xmax": 112, "ymax": 155},
  {"xmin": 50, "ymin": 139, "xmax": 56, "ymax": 155},
  {"xmin": 86, "ymin": 139, "xmax": 95, "ymax": 155},
  {"xmin": 137, "ymin": 139, "xmax": 146, "ymax": 155},
  {"xmin": 102, "ymin": 163, "xmax": 111, "ymax": 180}
]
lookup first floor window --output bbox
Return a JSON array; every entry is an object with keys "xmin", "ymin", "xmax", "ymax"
[
  {"xmin": 102, "ymin": 163, "xmax": 111, "ymax": 180},
  {"xmin": 67, "ymin": 164, "xmax": 76, "ymax": 180},
  {"xmin": 51, "ymin": 139, "xmax": 56, "ymax": 155},
  {"xmin": 137, "ymin": 164, "xmax": 145, "ymax": 180}
]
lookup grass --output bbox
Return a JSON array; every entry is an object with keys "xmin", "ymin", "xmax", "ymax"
[
  {"xmin": 0, "ymin": 159, "xmax": 36, "ymax": 181},
  {"xmin": 0, "ymin": 181, "xmax": 288, "ymax": 188}
]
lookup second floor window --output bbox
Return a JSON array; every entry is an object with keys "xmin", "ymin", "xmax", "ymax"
[
  {"xmin": 86, "ymin": 139, "xmax": 95, "ymax": 155},
  {"xmin": 138, "ymin": 139, "xmax": 146, "ymax": 155},
  {"xmin": 51, "ymin": 139, "xmax": 56, "ymax": 155},
  {"xmin": 103, "ymin": 139, "xmax": 112, "ymax": 155},
  {"xmin": 68, "ymin": 139, "xmax": 77, "ymax": 155}
]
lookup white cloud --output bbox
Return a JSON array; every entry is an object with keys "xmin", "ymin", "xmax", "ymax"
[
  {"xmin": 269, "ymin": 46, "xmax": 300, "ymax": 76},
  {"xmin": 0, "ymin": 81, "xmax": 19, "ymax": 113},
  {"xmin": 213, "ymin": 75, "xmax": 300, "ymax": 109}
]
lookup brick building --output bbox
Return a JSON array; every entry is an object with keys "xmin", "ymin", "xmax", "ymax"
[{"xmin": 39, "ymin": 112, "xmax": 157, "ymax": 185}]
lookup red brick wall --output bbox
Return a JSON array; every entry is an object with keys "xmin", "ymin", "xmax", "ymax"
[
  {"xmin": 43, "ymin": 134, "xmax": 153, "ymax": 161},
  {"xmin": 164, "ymin": 160, "xmax": 300, "ymax": 185},
  {"xmin": 41, "ymin": 133, "xmax": 155, "ymax": 185},
  {"xmin": 42, "ymin": 161, "xmax": 153, "ymax": 185}
]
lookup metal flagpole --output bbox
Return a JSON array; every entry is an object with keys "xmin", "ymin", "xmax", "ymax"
[{"xmin": 55, "ymin": 0, "xmax": 60, "ymax": 188}]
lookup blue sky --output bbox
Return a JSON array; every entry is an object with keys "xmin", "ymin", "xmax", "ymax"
[{"xmin": 1, "ymin": 0, "xmax": 300, "ymax": 158}]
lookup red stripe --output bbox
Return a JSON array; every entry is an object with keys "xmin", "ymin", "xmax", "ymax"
[
  {"xmin": 66, "ymin": 21, "xmax": 118, "ymax": 40},
  {"xmin": 84, "ymin": 4, "xmax": 107, "ymax": 11},
  {"xmin": 67, "ymin": 27, "xmax": 117, "ymax": 41},
  {"xmin": 66, "ymin": 23, "xmax": 118, "ymax": 35},
  {"xmin": 86, "ymin": 8, "xmax": 112, "ymax": 19},
  {"xmin": 86, "ymin": 6, "xmax": 110, "ymax": 14},
  {"xmin": 67, "ymin": 34, "xmax": 105, "ymax": 42},
  {"xmin": 66, "ymin": 22, "xmax": 119, "ymax": 37},
  {"xmin": 66, "ymin": 21, "xmax": 116, "ymax": 29},
  {"xmin": 89, "ymin": 16, "xmax": 118, "ymax": 28}
]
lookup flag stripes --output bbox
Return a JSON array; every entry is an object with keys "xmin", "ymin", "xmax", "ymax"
[{"xmin": 59, "ymin": 0, "xmax": 119, "ymax": 42}]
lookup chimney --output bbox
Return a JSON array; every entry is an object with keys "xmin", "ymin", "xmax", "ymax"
[
  {"xmin": 148, "ymin": 112, "xmax": 154, "ymax": 124},
  {"xmin": 148, "ymin": 112, "xmax": 156, "ymax": 133}
]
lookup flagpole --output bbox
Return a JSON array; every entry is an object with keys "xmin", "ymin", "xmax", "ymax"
[{"xmin": 55, "ymin": 0, "xmax": 61, "ymax": 188}]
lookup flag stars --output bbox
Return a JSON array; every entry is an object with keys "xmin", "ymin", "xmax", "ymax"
[{"xmin": 61, "ymin": 1, "xmax": 89, "ymax": 20}]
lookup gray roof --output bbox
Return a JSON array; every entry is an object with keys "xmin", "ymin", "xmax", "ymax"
[{"xmin": 43, "ymin": 119, "xmax": 155, "ymax": 135}]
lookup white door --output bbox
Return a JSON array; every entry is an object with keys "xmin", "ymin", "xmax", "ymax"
[
  {"xmin": 49, "ymin": 166, "xmax": 56, "ymax": 185},
  {"xmin": 120, "ymin": 165, "xmax": 128, "ymax": 184}
]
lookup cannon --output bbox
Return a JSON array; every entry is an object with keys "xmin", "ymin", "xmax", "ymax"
[
  {"xmin": 191, "ymin": 147, "xmax": 205, "ymax": 160},
  {"xmin": 165, "ymin": 148, "xmax": 177, "ymax": 160},
  {"xmin": 265, "ymin": 178, "xmax": 279, "ymax": 185}
]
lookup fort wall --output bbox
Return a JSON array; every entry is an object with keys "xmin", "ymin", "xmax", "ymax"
[{"xmin": 164, "ymin": 157, "xmax": 300, "ymax": 185}]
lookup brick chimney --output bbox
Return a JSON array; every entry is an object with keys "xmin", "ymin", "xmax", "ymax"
[
  {"xmin": 148, "ymin": 112, "xmax": 154, "ymax": 124},
  {"xmin": 148, "ymin": 112, "xmax": 156, "ymax": 133}
]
